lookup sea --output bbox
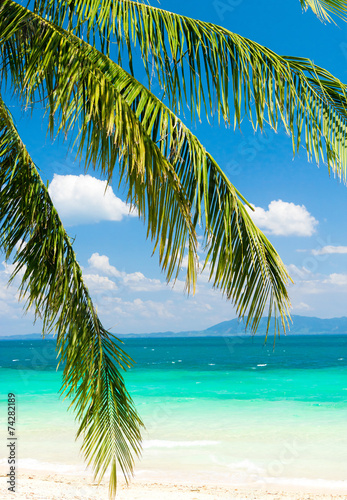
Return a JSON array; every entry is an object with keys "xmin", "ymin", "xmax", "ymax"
[{"xmin": 0, "ymin": 335, "xmax": 347, "ymax": 490}]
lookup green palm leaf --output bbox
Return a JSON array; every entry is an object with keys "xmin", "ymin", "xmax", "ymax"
[
  {"xmin": 1, "ymin": 0, "xmax": 292, "ymax": 335},
  {"xmin": 0, "ymin": 92, "xmax": 143, "ymax": 498},
  {"xmin": 2, "ymin": 0, "xmax": 347, "ymax": 497},
  {"xmin": 28, "ymin": 0, "xmax": 347, "ymax": 181},
  {"xmin": 300, "ymin": 0, "xmax": 347, "ymax": 23}
]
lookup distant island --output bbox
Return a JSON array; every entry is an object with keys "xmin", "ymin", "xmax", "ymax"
[{"xmin": 1, "ymin": 315, "xmax": 347, "ymax": 340}]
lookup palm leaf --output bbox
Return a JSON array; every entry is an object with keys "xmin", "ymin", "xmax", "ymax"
[
  {"xmin": 27, "ymin": 0, "xmax": 347, "ymax": 182},
  {"xmin": 0, "ymin": 92, "xmax": 143, "ymax": 498},
  {"xmin": 299, "ymin": 0, "xmax": 347, "ymax": 23},
  {"xmin": 1, "ymin": 0, "xmax": 292, "ymax": 336}
]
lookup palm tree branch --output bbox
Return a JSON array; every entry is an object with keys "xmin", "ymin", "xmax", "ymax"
[
  {"xmin": 2, "ymin": 0, "xmax": 292, "ymax": 334},
  {"xmin": 299, "ymin": 0, "xmax": 347, "ymax": 23},
  {"xmin": 2, "ymin": 0, "xmax": 202, "ymax": 289},
  {"xmin": 0, "ymin": 91, "xmax": 143, "ymax": 498},
  {"xmin": 27, "ymin": 0, "xmax": 347, "ymax": 182}
]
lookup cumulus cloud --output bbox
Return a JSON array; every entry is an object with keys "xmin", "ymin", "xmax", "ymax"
[
  {"xmin": 48, "ymin": 174, "xmax": 136, "ymax": 225},
  {"xmin": 87, "ymin": 253, "xmax": 165, "ymax": 292},
  {"xmin": 88, "ymin": 253, "xmax": 122, "ymax": 278},
  {"xmin": 84, "ymin": 274, "xmax": 117, "ymax": 292},
  {"xmin": 246, "ymin": 200, "xmax": 318, "ymax": 236},
  {"xmin": 312, "ymin": 245, "xmax": 347, "ymax": 256},
  {"xmin": 324, "ymin": 273, "xmax": 347, "ymax": 286}
]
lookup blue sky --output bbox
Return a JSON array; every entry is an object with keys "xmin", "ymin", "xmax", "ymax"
[{"xmin": 1, "ymin": 0, "xmax": 347, "ymax": 335}]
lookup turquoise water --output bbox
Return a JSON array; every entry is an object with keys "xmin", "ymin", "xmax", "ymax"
[{"xmin": 0, "ymin": 335, "xmax": 347, "ymax": 488}]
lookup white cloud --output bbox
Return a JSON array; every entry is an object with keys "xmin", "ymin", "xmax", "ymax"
[
  {"xmin": 122, "ymin": 272, "xmax": 163, "ymax": 292},
  {"xmin": 286, "ymin": 264, "xmax": 327, "ymax": 296},
  {"xmin": 84, "ymin": 274, "xmax": 117, "ymax": 292},
  {"xmin": 15, "ymin": 239, "xmax": 27, "ymax": 252},
  {"xmin": 293, "ymin": 301, "xmax": 312, "ymax": 311},
  {"xmin": 286, "ymin": 264, "xmax": 315, "ymax": 280},
  {"xmin": 88, "ymin": 253, "xmax": 122, "ymax": 278},
  {"xmin": 312, "ymin": 245, "xmax": 347, "ymax": 256},
  {"xmin": 95, "ymin": 296, "xmax": 175, "ymax": 321},
  {"xmin": 246, "ymin": 200, "xmax": 318, "ymax": 236},
  {"xmin": 324, "ymin": 273, "xmax": 347, "ymax": 286},
  {"xmin": 87, "ymin": 253, "xmax": 165, "ymax": 292},
  {"xmin": 1, "ymin": 261, "xmax": 26, "ymax": 282},
  {"xmin": 132, "ymin": 298, "xmax": 174, "ymax": 318},
  {"xmin": 48, "ymin": 174, "xmax": 136, "ymax": 225}
]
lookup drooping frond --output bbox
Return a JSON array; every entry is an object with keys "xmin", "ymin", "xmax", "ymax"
[
  {"xmin": 1, "ymin": 0, "xmax": 292, "ymax": 335},
  {"xmin": 1, "ymin": 0, "xmax": 199, "ymax": 290},
  {"xmin": 0, "ymin": 92, "xmax": 143, "ymax": 498},
  {"xmin": 26, "ymin": 0, "xmax": 347, "ymax": 183},
  {"xmin": 300, "ymin": 0, "xmax": 347, "ymax": 23}
]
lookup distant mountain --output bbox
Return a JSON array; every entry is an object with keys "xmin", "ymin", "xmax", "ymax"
[
  {"xmin": 116, "ymin": 315, "xmax": 347, "ymax": 337},
  {"xmin": 202, "ymin": 315, "xmax": 347, "ymax": 336},
  {"xmin": 1, "ymin": 315, "xmax": 347, "ymax": 340}
]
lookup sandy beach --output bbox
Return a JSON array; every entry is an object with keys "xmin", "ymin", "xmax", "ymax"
[{"xmin": 1, "ymin": 470, "xmax": 347, "ymax": 500}]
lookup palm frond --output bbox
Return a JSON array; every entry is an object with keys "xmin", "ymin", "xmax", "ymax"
[
  {"xmin": 300, "ymin": 0, "xmax": 347, "ymax": 23},
  {"xmin": 1, "ymin": 0, "xmax": 199, "ymax": 291},
  {"xmin": 1, "ymin": 0, "xmax": 292, "ymax": 335},
  {"xmin": 0, "ymin": 92, "xmax": 143, "ymax": 498},
  {"xmin": 26, "ymin": 0, "xmax": 347, "ymax": 182}
]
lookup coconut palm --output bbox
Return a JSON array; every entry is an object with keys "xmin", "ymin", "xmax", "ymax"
[{"xmin": 1, "ymin": 0, "xmax": 347, "ymax": 497}]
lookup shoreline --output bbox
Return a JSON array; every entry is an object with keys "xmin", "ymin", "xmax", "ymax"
[{"xmin": 1, "ymin": 469, "xmax": 347, "ymax": 499}]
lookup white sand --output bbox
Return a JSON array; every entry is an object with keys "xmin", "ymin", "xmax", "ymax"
[{"xmin": 1, "ymin": 470, "xmax": 347, "ymax": 499}]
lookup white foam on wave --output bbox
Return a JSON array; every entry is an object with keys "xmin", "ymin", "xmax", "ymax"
[
  {"xmin": 257, "ymin": 364, "xmax": 267, "ymax": 367},
  {"xmin": 143, "ymin": 440, "xmax": 220, "ymax": 449}
]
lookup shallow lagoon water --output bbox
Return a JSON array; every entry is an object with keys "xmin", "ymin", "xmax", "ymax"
[{"xmin": 0, "ymin": 335, "xmax": 346, "ymax": 488}]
